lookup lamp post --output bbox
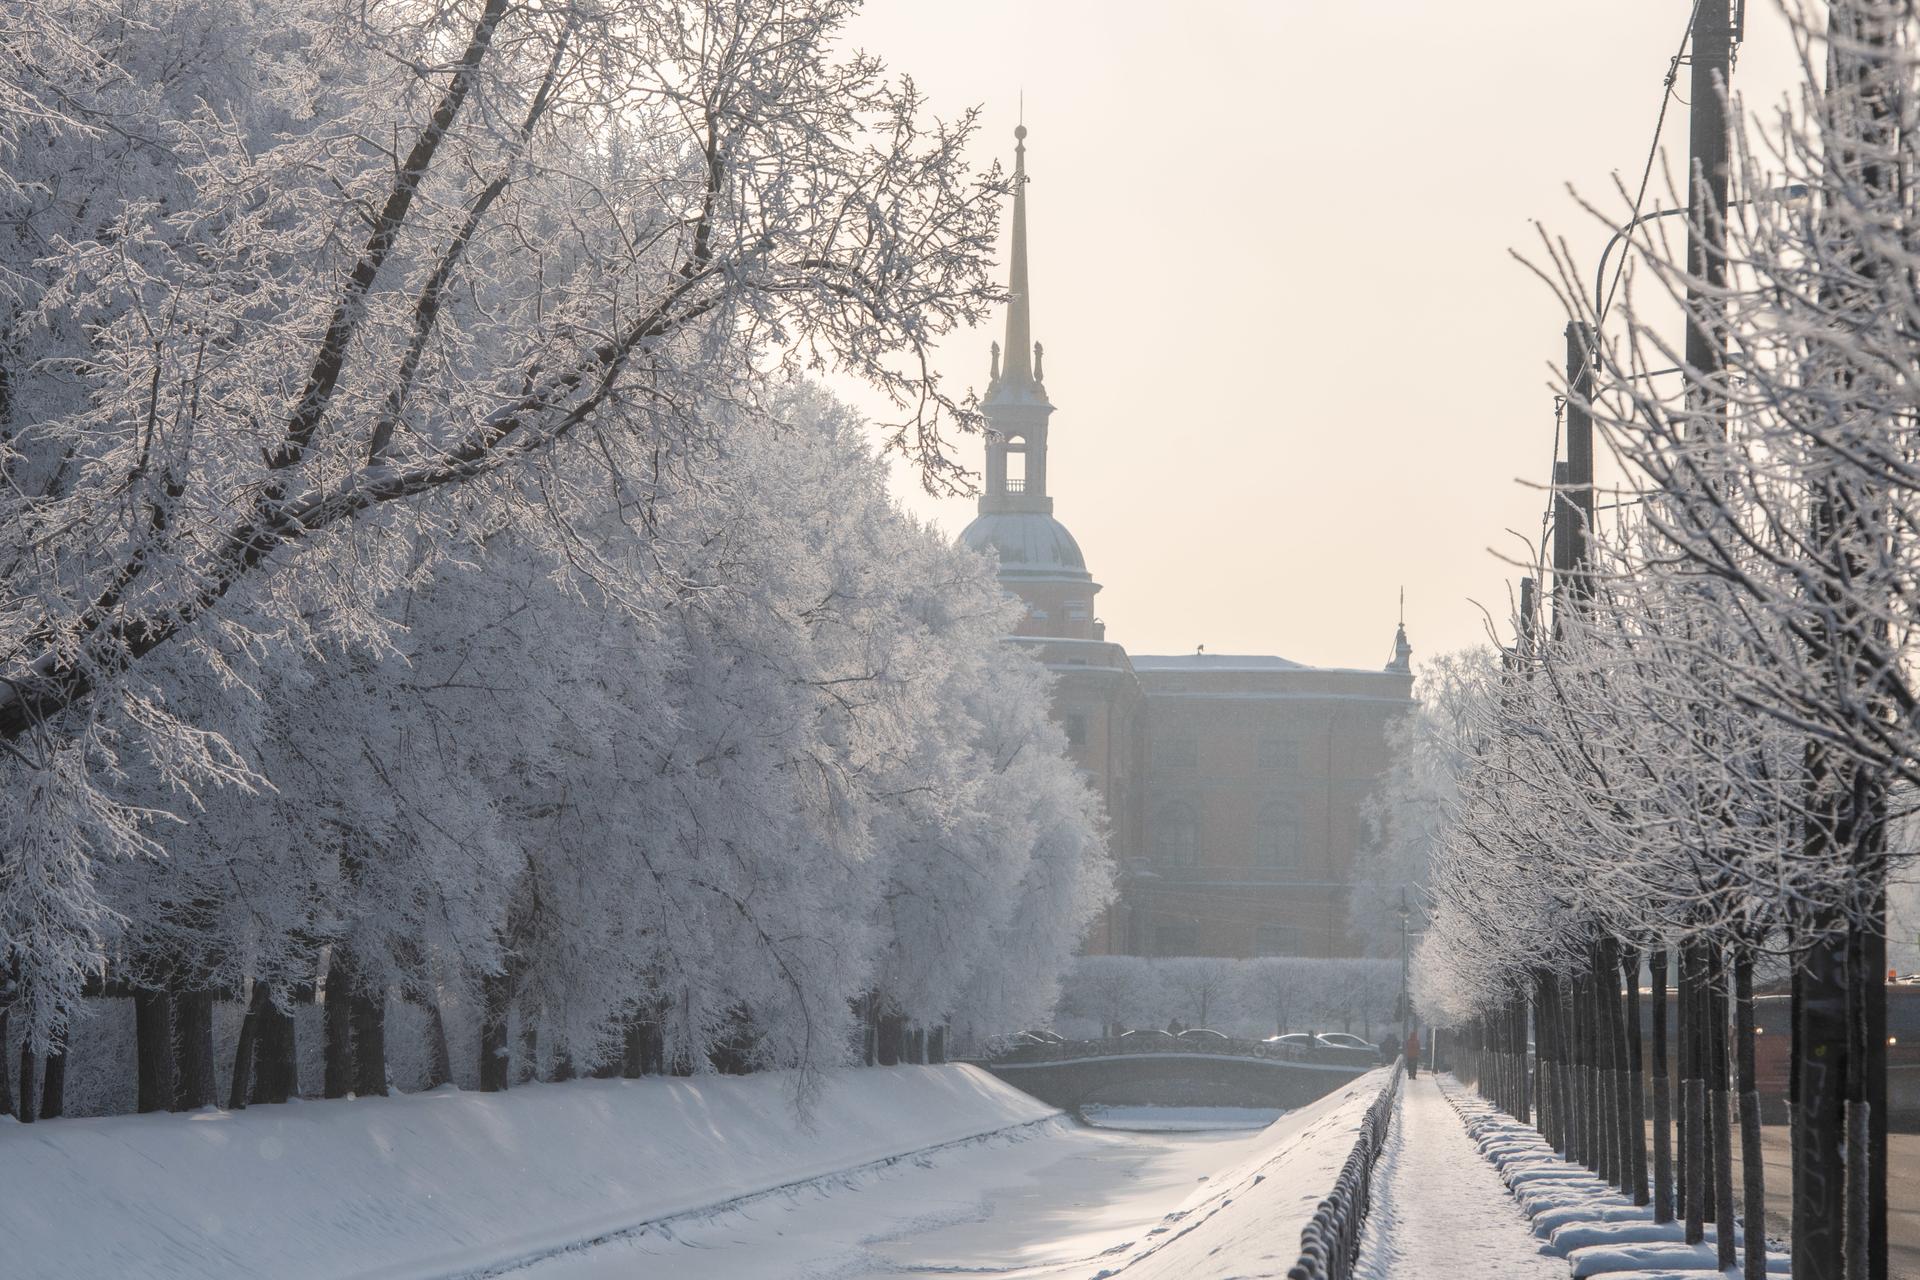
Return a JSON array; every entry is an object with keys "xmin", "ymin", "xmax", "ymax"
[{"xmin": 1590, "ymin": 185, "xmax": 1809, "ymax": 325}]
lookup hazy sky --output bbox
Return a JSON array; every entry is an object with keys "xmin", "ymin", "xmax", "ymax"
[{"xmin": 833, "ymin": 2, "xmax": 1807, "ymax": 670}]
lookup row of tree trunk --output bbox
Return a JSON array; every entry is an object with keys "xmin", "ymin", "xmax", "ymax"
[
  {"xmin": 1463, "ymin": 942, "xmax": 1799, "ymax": 1280},
  {"xmin": 7, "ymin": 974, "xmax": 957, "ymax": 1121}
]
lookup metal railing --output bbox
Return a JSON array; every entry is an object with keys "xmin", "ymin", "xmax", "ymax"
[
  {"xmin": 982, "ymin": 1034, "xmax": 1382, "ymax": 1070},
  {"xmin": 1287, "ymin": 1056, "xmax": 1405, "ymax": 1280}
]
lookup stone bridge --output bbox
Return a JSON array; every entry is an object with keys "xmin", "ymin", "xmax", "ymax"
[{"xmin": 972, "ymin": 1037, "xmax": 1374, "ymax": 1113}]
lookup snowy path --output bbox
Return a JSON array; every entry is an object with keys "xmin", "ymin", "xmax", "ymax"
[{"xmin": 1354, "ymin": 1074, "xmax": 1565, "ymax": 1280}]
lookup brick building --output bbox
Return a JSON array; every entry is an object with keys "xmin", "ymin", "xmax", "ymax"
[{"xmin": 958, "ymin": 128, "xmax": 1414, "ymax": 959}]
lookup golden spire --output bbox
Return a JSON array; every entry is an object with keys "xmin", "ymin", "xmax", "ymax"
[{"xmin": 998, "ymin": 123, "xmax": 1038, "ymax": 388}]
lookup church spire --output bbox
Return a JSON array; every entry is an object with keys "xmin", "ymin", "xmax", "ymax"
[
  {"xmin": 978, "ymin": 122, "xmax": 1054, "ymax": 515},
  {"xmin": 996, "ymin": 124, "xmax": 1040, "ymax": 391}
]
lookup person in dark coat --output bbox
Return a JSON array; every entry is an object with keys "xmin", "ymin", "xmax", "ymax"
[{"xmin": 1403, "ymin": 1027, "xmax": 1420, "ymax": 1077}]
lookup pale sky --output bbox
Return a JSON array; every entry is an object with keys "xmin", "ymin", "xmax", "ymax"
[{"xmin": 835, "ymin": 2, "xmax": 1805, "ymax": 670}]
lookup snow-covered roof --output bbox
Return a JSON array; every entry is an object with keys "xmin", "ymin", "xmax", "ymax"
[{"xmin": 1130, "ymin": 654, "xmax": 1307, "ymax": 672}]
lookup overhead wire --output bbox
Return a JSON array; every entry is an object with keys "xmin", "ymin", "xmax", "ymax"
[{"xmin": 1535, "ymin": 0, "xmax": 1710, "ymax": 607}]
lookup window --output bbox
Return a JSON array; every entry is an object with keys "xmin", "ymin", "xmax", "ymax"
[
  {"xmin": 1155, "ymin": 923, "xmax": 1200, "ymax": 956},
  {"xmin": 1157, "ymin": 734, "xmax": 1197, "ymax": 769},
  {"xmin": 1153, "ymin": 802, "xmax": 1199, "ymax": 867},
  {"xmin": 1256, "ymin": 799, "xmax": 1301, "ymax": 870},
  {"xmin": 1064, "ymin": 712, "xmax": 1088, "ymax": 747}
]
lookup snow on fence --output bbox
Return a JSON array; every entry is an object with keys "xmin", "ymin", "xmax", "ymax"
[{"xmin": 1286, "ymin": 1056, "xmax": 1405, "ymax": 1280}]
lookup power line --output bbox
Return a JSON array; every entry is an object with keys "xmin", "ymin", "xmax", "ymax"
[{"xmin": 1537, "ymin": 1, "xmax": 1707, "ymax": 589}]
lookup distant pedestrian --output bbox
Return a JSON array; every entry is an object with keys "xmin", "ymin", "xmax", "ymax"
[{"xmin": 1403, "ymin": 1027, "xmax": 1420, "ymax": 1077}]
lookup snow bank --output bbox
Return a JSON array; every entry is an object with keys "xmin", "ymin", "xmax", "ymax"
[
  {"xmin": 1440, "ymin": 1078, "xmax": 1792, "ymax": 1279},
  {"xmin": 0, "ymin": 1064, "xmax": 1058, "ymax": 1280},
  {"xmin": 1076, "ymin": 1066, "xmax": 1393, "ymax": 1278}
]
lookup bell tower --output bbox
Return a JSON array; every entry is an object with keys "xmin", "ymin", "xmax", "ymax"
[
  {"xmin": 959, "ymin": 124, "xmax": 1100, "ymax": 642},
  {"xmin": 978, "ymin": 124, "xmax": 1055, "ymax": 517}
]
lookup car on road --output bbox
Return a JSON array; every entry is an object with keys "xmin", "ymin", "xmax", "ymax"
[
  {"xmin": 1118, "ymin": 1028, "xmax": 1176, "ymax": 1041},
  {"xmin": 1313, "ymin": 1031, "xmax": 1375, "ymax": 1052},
  {"xmin": 1176, "ymin": 1027, "xmax": 1230, "ymax": 1041},
  {"xmin": 1313, "ymin": 1033, "xmax": 1387, "ymax": 1065},
  {"xmin": 1263, "ymin": 1032, "xmax": 1315, "ymax": 1058}
]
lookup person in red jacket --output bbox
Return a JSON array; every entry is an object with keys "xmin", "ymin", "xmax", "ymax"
[{"xmin": 1403, "ymin": 1027, "xmax": 1420, "ymax": 1077}]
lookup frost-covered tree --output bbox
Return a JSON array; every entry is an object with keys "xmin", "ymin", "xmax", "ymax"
[{"xmin": 0, "ymin": 0, "xmax": 1007, "ymax": 1054}]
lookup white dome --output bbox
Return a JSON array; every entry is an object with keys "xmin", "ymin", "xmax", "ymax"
[{"xmin": 958, "ymin": 511, "xmax": 1091, "ymax": 582}]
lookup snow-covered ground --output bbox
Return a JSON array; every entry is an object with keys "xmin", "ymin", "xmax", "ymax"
[
  {"xmin": 4, "ymin": 1063, "xmax": 1391, "ymax": 1280},
  {"xmin": 0, "ymin": 1065, "xmax": 1055, "ymax": 1280},
  {"xmin": 523, "ymin": 1069, "xmax": 1391, "ymax": 1279},
  {"xmin": 1355, "ymin": 1074, "xmax": 1564, "ymax": 1279}
]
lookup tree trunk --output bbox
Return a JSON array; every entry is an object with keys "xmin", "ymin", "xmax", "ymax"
[
  {"xmin": 134, "ymin": 988, "xmax": 174, "ymax": 1114},
  {"xmin": 1845, "ymin": 921, "xmax": 1871, "ymax": 1280},
  {"xmin": 929, "ymin": 1025, "xmax": 947, "ymax": 1064},
  {"xmin": 229, "ymin": 982, "xmax": 265, "ymax": 1110},
  {"xmin": 1710, "ymin": 947, "xmax": 1737, "ymax": 1271},
  {"xmin": 1735, "ymin": 950, "xmax": 1767, "ymax": 1280},
  {"xmin": 478, "ymin": 969, "xmax": 511, "ymax": 1092},
  {"xmin": 17, "ymin": 1044, "xmax": 36, "ymax": 1122},
  {"xmin": 1862, "ymin": 888, "xmax": 1888, "ymax": 1280},
  {"xmin": 172, "ymin": 988, "xmax": 216, "ymax": 1111},
  {"xmin": 1594, "ymin": 951, "xmax": 1618, "ymax": 1189},
  {"xmin": 324, "ymin": 948, "xmax": 356, "ymax": 1099},
  {"xmin": 520, "ymin": 1015, "xmax": 538, "ymax": 1084},
  {"xmin": 622, "ymin": 1017, "xmax": 645, "ymax": 1079},
  {"xmin": 350, "ymin": 983, "xmax": 388, "ymax": 1097},
  {"xmin": 251, "ymin": 989, "xmax": 299, "ymax": 1104},
  {"xmin": 0, "ymin": 1008, "xmax": 12, "ymax": 1118},
  {"xmin": 1674, "ymin": 955, "xmax": 1689, "ymax": 1228},
  {"xmin": 877, "ymin": 1013, "xmax": 903, "ymax": 1067},
  {"xmin": 1685, "ymin": 944, "xmax": 1707, "ymax": 1245},
  {"xmin": 1651, "ymin": 949, "xmax": 1673, "ymax": 1223},
  {"xmin": 40, "ymin": 1044, "xmax": 65, "ymax": 1119},
  {"xmin": 422, "ymin": 995, "xmax": 453, "ymax": 1090},
  {"xmin": 1622, "ymin": 947, "xmax": 1649, "ymax": 1205},
  {"xmin": 1606, "ymin": 942, "xmax": 1635, "ymax": 1198},
  {"xmin": 1583, "ymin": 971, "xmax": 1600, "ymax": 1172}
]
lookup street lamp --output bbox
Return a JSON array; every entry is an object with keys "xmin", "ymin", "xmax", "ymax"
[{"xmin": 1591, "ymin": 184, "xmax": 1810, "ymax": 323}]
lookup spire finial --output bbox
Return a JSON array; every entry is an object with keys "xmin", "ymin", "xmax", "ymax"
[{"xmin": 1000, "ymin": 121, "xmax": 1035, "ymax": 386}]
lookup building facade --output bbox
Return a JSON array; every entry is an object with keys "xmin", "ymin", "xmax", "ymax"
[{"xmin": 958, "ymin": 128, "xmax": 1415, "ymax": 959}]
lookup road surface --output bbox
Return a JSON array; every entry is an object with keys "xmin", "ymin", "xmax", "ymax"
[{"xmin": 1703, "ymin": 1120, "xmax": 1919, "ymax": 1277}]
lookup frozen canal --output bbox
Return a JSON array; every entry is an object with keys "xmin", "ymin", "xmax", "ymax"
[{"xmin": 516, "ymin": 1110, "xmax": 1282, "ymax": 1279}]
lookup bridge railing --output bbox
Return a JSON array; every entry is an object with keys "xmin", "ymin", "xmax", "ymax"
[
  {"xmin": 1287, "ymin": 1056, "xmax": 1404, "ymax": 1280},
  {"xmin": 983, "ymin": 1034, "xmax": 1381, "ymax": 1070}
]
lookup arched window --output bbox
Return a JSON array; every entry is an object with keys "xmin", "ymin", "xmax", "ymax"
[
  {"xmin": 1005, "ymin": 437, "xmax": 1028, "ymax": 492},
  {"xmin": 1153, "ymin": 802, "xmax": 1198, "ymax": 867},
  {"xmin": 1256, "ymin": 798, "xmax": 1301, "ymax": 871}
]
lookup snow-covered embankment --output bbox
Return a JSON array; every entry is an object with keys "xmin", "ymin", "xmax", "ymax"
[
  {"xmin": 0, "ymin": 1064, "xmax": 1059, "ymax": 1280},
  {"xmin": 1083, "ymin": 1066, "xmax": 1396, "ymax": 1278}
]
